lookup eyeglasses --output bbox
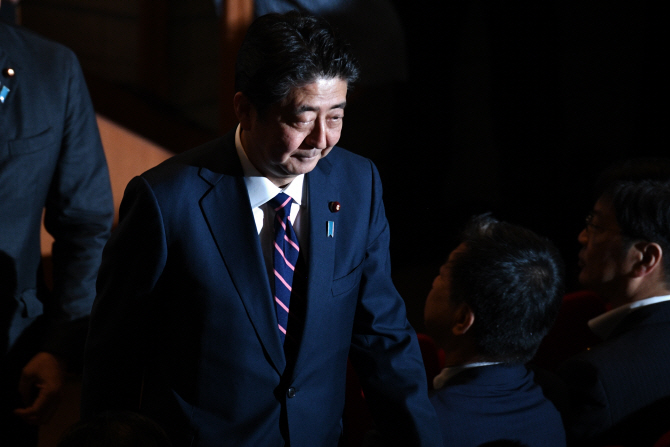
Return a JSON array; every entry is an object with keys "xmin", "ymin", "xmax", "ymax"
[{"xmin": 584, "ymin": 212, "xmax": 619, "ymax": 235}]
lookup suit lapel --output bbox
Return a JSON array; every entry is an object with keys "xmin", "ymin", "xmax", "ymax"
[
  {"xmin": 0, "ymin": 43, "xmax": 19, "ymax": 118},
  {"xmin": 198, "ymin": 142, "xmax": 286, "ymax": 375},
  {"xmin": 611, "ymin": 300, "xmax": 670, "ymax": 339},
  {"xmin": 294, "ymin": 157, "xmax": 339, "ymax": 367}
]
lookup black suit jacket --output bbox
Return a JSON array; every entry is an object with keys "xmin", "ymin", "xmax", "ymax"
[
  {"xmin": 0, "ymin": 22, "xmax": 113, "ymax": 368},
  {"xmin": 82, "ymin": 131, "xmax": 442, "ymax": 446},
  {"xmin": 558, "ymin": 300, "xmax": 670, "ymax": 446},
  {"xmin": 431, "ymin": 364, "xmax": 566, "ymax": 447}
]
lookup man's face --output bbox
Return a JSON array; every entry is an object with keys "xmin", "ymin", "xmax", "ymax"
[
  {"xmin": 578, "ymin": 198, "xmax": 636, "ymax": 297},
  {"xmin": 241, "ymin": 77, "xmax": 348, "ymax": 187},
  {"xmin": 424, "ymin": 243, "xmax": 467, "ymax": 345}
]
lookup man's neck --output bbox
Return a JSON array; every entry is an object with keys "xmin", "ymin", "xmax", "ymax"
[
  {"xmin": 440, "ymin": 343, "xmax": 484, "ymax": 368},
  {"xmin": 609, "ymin": 282, "xmax": 670, "ymax": 309}
]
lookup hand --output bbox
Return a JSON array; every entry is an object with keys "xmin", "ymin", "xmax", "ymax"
[{"xmin": 13, "ymin": 352, "xmax": 66, "ymax": 425}]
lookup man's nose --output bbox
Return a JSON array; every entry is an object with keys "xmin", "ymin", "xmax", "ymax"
[
  {"xmin": 578, "ymin": 228, "xmax": 588, "ymax": 245},
  {"xmin": 306, "ymin": 121, "xmax": 328, "ymax": 149}
]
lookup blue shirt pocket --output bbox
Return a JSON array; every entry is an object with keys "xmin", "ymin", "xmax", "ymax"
[{"xmin": 9, "ymin": 127, "xmax": 54, "ymax": 156}]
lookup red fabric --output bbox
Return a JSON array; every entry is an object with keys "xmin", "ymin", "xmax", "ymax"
[
  {"xmin": 343, "ymin": 334, "xmax": 444, "ymax": 446},
  {"xmin": 655, "ymin": 430, "xmax": 670, "ymax": 447},
  {"xmin": 416, "ymin": 333, "xmax": 444, "ymax": 390},
  {"xmin": 531, "ymin": 290, "xmax": 608, "ymax": 371}
]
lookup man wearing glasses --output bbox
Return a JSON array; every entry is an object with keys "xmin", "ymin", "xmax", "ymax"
[{"xmin": 557, "ymin": 160, "xmax": 670, "ymax": 446}]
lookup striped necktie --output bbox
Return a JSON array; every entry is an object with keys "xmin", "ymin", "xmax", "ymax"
[{"xmin": 269, "ymin": 193, "xmax": 300, "ymax": 344}]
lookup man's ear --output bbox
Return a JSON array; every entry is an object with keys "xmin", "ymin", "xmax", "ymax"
[
  {"xmin": 631, "ymin": 241, "xmax": 663, "ymax": 277},
  {"xmin": 234, "ymin": 92, "xmax": 254, "ymax": 130},
  {"xmin": 452, "ymin": 302, "xmax": 475, "ymax": 336}
]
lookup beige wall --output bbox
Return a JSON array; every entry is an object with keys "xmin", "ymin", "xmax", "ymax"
[{"xmin": 40, "ymin": 115, "xmax": 173, "ymax": 256}]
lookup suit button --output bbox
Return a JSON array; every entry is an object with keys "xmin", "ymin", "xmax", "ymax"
[{"xmin": 287, "ymin": 387, "xmax": 296, "ymax": 398}]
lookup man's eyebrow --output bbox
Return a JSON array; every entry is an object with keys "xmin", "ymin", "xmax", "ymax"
[{"xmin": 294, "ymin": 102, "xmax": 347, "ymax": 114}]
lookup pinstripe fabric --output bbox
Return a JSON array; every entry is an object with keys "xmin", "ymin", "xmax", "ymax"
[{"xmin": 269, "ymin": 193, "xmax": 300, "ymax": 343}]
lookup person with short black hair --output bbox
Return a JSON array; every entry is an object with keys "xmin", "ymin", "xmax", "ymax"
[
  {"xmin": 557, "ymin": 160, "xmax": 670, "ymax": 446},
  {"xmin": 425, "ymin": 215, "xmax": 566, "ymax": 447},
  {"xmin": 234, "ymin": 11, "xmax": 359, "ymax": 117},
  {"xmin": 82, "ymin": 11, "xmax": 441, "ymax": 447}
]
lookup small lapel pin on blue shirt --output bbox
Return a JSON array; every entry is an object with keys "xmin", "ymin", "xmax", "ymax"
[
  {"xmin": 0, "ymin": 85, "xmax": 10, "ymax": 103},
  {"xmin": 327, "ymin": 221, "xmax": 335, "ymax": 238}
]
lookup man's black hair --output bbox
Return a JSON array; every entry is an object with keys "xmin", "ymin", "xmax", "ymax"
[
  {"xmin": 448, "ymin": 214, "xmax": 565, "ymax": 363},
  {"xmin": 594, "ymin": 158, "xmax": 670, "ymax": 200},
  {"xmin": 235, "ymin": 10, "xmax": 359, "ymax": 116},
  {"xmin": 595, "ymin": 158, "xmax": 670, "ymax": 285}
]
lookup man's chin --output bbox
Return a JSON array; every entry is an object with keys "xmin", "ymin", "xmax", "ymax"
[
  {"xmin": 577, "ymin": 271, "xmax": 596, "ymax": 290},
  {"xmin": 286, "ymin": 158, "xmax": 321, "ymax": 175},
  {"xmin": 577, "ymin": 274, "xmax": 609, "ymax": 298}
]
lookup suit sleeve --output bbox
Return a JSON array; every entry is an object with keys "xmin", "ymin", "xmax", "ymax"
[
  {"xmin": 347, "ymin": 161, "xmax": 443, "ymax": 446},
  {"xmin": 557, "ymin": 357, "xmax": 612, "ymax": 444},
  {"xmin": 81, "ymin": 176, "xmax": 167, "ymax": 417},
  {"xmin": 41, "ymin": 51, "xmax": 114, "ymax": 368}
]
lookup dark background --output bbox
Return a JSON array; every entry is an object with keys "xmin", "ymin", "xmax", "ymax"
[
  {"xmin": 378, "ymin": 0, "xmax": 667, "ymax": 329},
  {"xmin": 14, "ymin": 0, "xmax": 668, "ymax": 332}
]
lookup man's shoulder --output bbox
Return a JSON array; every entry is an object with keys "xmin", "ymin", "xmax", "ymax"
[
  {"xmin": 432, "ymin": 365, "xmax": 535, "ymax": 402},
  {"xmin": 0, "ymin": 22, "xmax": 77, "ymax": 67},
  {"xmin": 431, "ymin": 366, "xmax": 565, "ymax": 446},
  {"xmin": 557, "ymin": 304, "xmax": 670, "ymax": 445},
  {"xmin": 557, "ymin": 307, "xmax": 670, "ymax": 392},
  {"xmin": 326, "ymin": 146, "xmax": 372, "ymax": 168},
  {"xmin": 571, "ymin": 301, "xmax": 670, "ymax": 365},
  {"xmin": 141, "ymin": 132, "xmax": 237, "ymax": 182},
  {"xmin": 315, "ymin": 146, "xmax": 378, "ymax": 186}
]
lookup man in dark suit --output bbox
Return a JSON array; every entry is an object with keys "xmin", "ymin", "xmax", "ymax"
[
  {"xmin": 0, "ymin": 8, "xmax": 114, "ymax": 446},
  {"xmin": 557, "ymin": 166, "xmax": 670, "ymax": 446},
  {"xmin": 82, "ymin": 11, "xmax": 442, "ymax": 447},
  {"xmin": 424, "ymin": 214, "xmax": 566, "ymax": 447}
]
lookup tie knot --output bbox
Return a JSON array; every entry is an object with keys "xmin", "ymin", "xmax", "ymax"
[{"xmin": 270, "ymin": 193, "xmax": 293, "ymax": 220}]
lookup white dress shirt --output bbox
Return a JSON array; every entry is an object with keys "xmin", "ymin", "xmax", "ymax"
[
  {"xmin": 235, "ymin": 125, "xmax": 308, "ymax": 290},
  {"xmin": 588, "ymin": 294, "xmax": 670, "ymax": 339},
  {"xmin": 433, "ymin": 362, "xmax": 502, "ymax": 391}
]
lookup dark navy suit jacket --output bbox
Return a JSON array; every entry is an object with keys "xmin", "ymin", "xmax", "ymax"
[
  {"xmin": 82, "ymin": 132, "xmax": 442, "ymax": 447},
  {"xmin": 0, "ymin": 22, "xmax": 113, "ymax": 366},
  {"xmin": 1, "ymin": 22, "xmax": 112, "ymax": 443},
  {"xmin": 430, "ymin": 364, "xmax": 566, "ymax": 447},
  {"xmin": 557, "ymin": 300, "xmax": 670, "ymax": 446}
]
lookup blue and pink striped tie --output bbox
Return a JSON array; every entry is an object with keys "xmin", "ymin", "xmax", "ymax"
[{"xmin": 270, "ymin": 193, "xmax": 300, "ymax": 344}]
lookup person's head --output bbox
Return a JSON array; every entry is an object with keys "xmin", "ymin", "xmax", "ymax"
[
  {"xmin": 233, "ymin": 11, "xmax": 359, "ymax": 187},
  {"xmin": 578, "ymin": 178, "xmax": 670, "ymax": 306},
  {"xmin": 235, "ymin": 11, "xmax": 358, "ymax": 116},
  {"xmin": 424, "ymin": 215, "xmax": 564, "ymax": 364}
]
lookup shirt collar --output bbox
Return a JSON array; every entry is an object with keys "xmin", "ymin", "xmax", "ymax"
[
  {"xmin": 433, "ymin": 362, "xmax": 502, "ymax": 391},
  {"xmin": 235, "ymin": 124, "xmax": 304, "ymax": 207},
  {"xmin": 589, "ymin": 294, "xmax": 670, "ymax": 339}
]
